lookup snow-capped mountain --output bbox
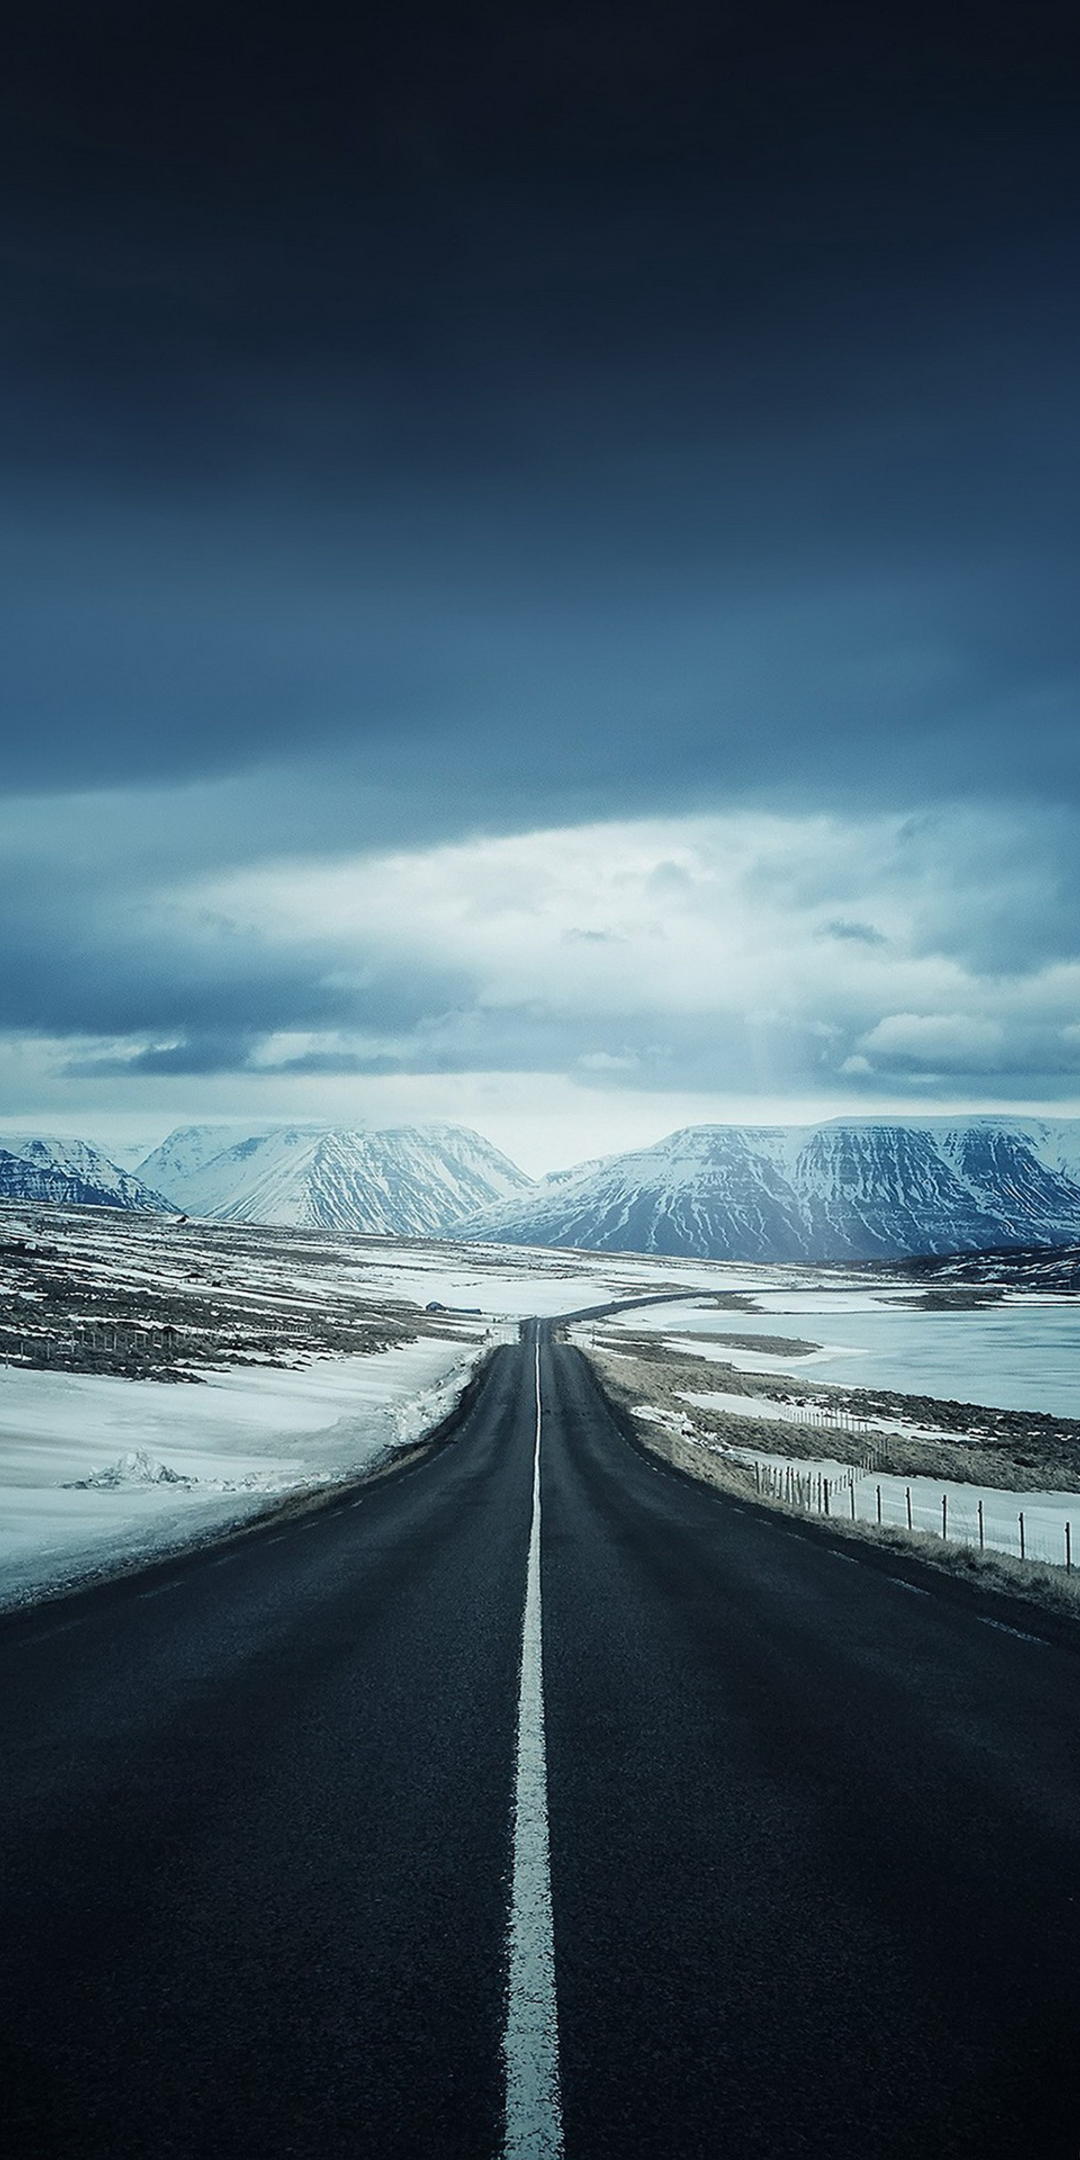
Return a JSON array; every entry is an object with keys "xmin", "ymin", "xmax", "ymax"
[
  {"xmin": 137, "ymin": 1123, "xmax": 280, "ymax": 1194},
  {"xmin": 137, "ymin": 1123, "xmax": 532, "ymax": 1234},
  {"xmin": 0, "ymin": 1135, "xmax": 169, "ymax": 1212},
  {"xmin": 453, "ymin": 1117, "xmax": 1080, "ymax": 1263}
]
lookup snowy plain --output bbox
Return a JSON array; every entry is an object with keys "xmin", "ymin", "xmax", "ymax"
[
  {"xmin": 6, "ymin": 1196, "xmax": 1080, "ymax": 1604},
  {"xmin": 586, "ymin": 1284, "xmax": 1080, "ymax": 1571},
  {"xmin": 673, "ymin": 1384, "xmax": 959, "ymax": 1447},
  {"xmin": 720, "ymin": 1441, "xmax": 1080, "ymax": 1571},
  {"xmin": 595, "ymin": 1289, "xmax": 1080, "ymax": 1418},
  {"xmin": 0, "ymin": 1337, "xmax": 496, "ymax": 1610},
  {"xmin": 0, "ymin": 1201, "xmax": 781, "ymax": 1609}
]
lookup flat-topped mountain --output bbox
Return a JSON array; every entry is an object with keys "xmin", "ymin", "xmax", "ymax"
[{"xmin": 452, "ymin": 1116, "xmax": 1080, "ymax": 1262}]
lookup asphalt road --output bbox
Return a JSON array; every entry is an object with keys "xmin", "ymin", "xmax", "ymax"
[{"xmin": 3, "ymin": 1319, "xmax": 1080, "ymax": 2158}]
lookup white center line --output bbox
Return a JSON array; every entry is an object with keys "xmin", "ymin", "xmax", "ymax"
[
  {"xmin": 501, "ymin": 1335, "xmax": 563, "ymax": 2160},
  {"xmin": 978, "ymin": 1616, "xmax": 1047, "ymax": 1646},
  {"xmin": 28, "ymin": 1617, "xmax": 87, "ymax": 1644},
  {"xmin": 886, "ymin": 1577, "xmax": 929, "ymax": 1597}
]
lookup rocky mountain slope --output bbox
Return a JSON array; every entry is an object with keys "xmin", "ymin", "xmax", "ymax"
[
  {"xmin": 137, "ymin": 1123, "xmax": 532, "ymax": 1235},
  {"xmin": 453, "ymin": 1117, "xmax": 1080, "ymax": 1263},
  {"xmin": 0, "ymin": 1135, "xmax": 168, "ymax": 1212}
]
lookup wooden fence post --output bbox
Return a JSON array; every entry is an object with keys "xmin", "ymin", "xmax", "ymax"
[
  {"xmin": 1018, "ymin": 1511, "xmax": 1026, "ymax": 1562},
  {"xmin": 941, "ymin": 1493, "xmax": 948, "ymax": 1541},
  {"xmin": 1067, "ymin": 1521, "xmax": 1072, "ymax": 1574},
  {"xmin": 876, "ymin": 1484, "xmax": 882, "ymax": 1524},
  {"xmin": 906, "ymin": 1486, "xmax": 913, "ymax": 1532},
  {"xmin": 978, "ymin": 1499, "xmax": 984, "ymax": 1552}
]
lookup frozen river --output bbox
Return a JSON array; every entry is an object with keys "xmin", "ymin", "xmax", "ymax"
[{"xmin": 619, "ymin": 1291, "xmax": 1080, "ymax": 1418}]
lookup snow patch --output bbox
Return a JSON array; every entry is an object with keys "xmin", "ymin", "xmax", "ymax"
[{"xmin": 68, "ymin": 1448, "xmax": 193, "ymax": 1490}]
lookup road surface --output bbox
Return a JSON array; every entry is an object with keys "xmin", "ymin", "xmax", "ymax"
[{"xmin": 2, "ymin": 1318, "xmax": 1079, "ymax": 2157}]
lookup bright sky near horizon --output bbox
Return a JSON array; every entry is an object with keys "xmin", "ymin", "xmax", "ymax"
[{"xmin": 4, "ymin": 2, "xmax": 1080, "ymax": 1172}]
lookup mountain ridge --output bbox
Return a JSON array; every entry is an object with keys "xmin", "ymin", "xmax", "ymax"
[
  {"xmin": 451, "ymin": 1115, "xmax": 1080, "ymax": 1262},
  {"xmin": 137, "ymin": 1121, "xmax": 533, "ymax": 1235},
  {"xmin": 0, "ymin": 1135, "xmax": 169, "ymax": 1212}
]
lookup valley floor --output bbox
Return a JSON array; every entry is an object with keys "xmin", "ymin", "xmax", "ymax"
[
  {"xmin": 0, "ymin": 1201, "xmax": 778, "ymax": 1608},
  {"xmin": 6, "ymin": 1199, "xmax": 1080, "ymax": 1612}
]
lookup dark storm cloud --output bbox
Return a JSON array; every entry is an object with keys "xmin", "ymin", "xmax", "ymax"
[
  {"xmin": 0, "ymin": 848, "xmax": 472, "ymax": 1046},
  {"xmin": 65, "ymin": 1034, "xmax": 264, "ymax": 1078},
  {"xmin": 2, "ymin": 1, "xmax": 1079, "ymax": 825},
  {"xmin": 6, "ymin": 0, "xmax": 1080, "ymax": 1122}
]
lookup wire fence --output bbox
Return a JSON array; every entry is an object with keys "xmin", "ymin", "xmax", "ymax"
[
  {"xmin": 0, "ymin": 1318, "xmax": 188, "ymax": 1362},
  {"xmin": 750, "ymin": 1455, "xmax": 1075, "ymax": 1572},
  {"xmin": 781, "ymin": 1402, "xmax": 898, "ymax": 1474}
]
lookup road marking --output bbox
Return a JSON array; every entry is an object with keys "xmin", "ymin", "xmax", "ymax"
[
  {"xmin": 137, "ymin": 1580, "xmax": 180, "ymax": 1600},
  {"xmin": 829, "ymin": 1552, "xmax": 860, "ymax": 1566},
  {"xmin": 208, "ymin": 1554, "xmax": 235, "ymax": 1568},
  {"xmin": 502, "ymin": 1336, "xmax": 563, "ymax": 2160},
  {"xmin": 886, "ymin": 1577, "xmax": 929, "ymax": 1597},
  {"xmin": 28, "ymin": 1617, "xmax": 86, "ymax": 1644},
  {"xmin": 978, "ymin": 1617, "xmax": 1047, "ymax": 1646}
]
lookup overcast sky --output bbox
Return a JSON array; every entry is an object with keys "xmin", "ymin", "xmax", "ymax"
[{"xmin": 4, "ymin": 1, "xmax": 1080, "ymax": 1171}]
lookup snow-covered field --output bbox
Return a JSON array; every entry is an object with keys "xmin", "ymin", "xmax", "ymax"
[
  {"xmin": 718, "ymin": 1442, "xmax": 1079, "ymax": 1571},
  {"xmin": 348, "ymin": 1243, "xmax": 775, "ymax": 1314},
  {"xmin": 0, "ymin": 1198, "xmax": 781, "ymax": 1339},
  {"xmin": 7, "ymin": 1197, "xmax": 1080, "ymax": 1605},
  {"xmin": 593, "ymin": 1287, "xmax": 1080, "ymax": 1417},
  {"xmin": 582, "ymin": 1283, "xmax": 1080, "ymax": 1574},
  {"xmin": 0, "ymin": 1337, "xmax": 497, "ymax": 1610},
  {"xmin": 675, "ymin": 1385, "xmax": 957, "ymax": 1447},
  {"xmin": 0, "ymin": 1200, "xmax": 780, "ymax": 1609}
]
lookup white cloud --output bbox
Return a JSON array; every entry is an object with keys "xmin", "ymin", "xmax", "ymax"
[
  {"xmin": 184, "ymin": 805, "xmax": 1073, "ymax": 1063},
  {"xmin": 9, "ymin": 795, "xmax": 1080, "ymax": 1164},
  {"xmin": 186, "ymin": 810, "xmax": 956, "ymax": 1029},
  {"xmin": 857, "ymin": 1012, "xmax": 1005, "ymax": 1069}
]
